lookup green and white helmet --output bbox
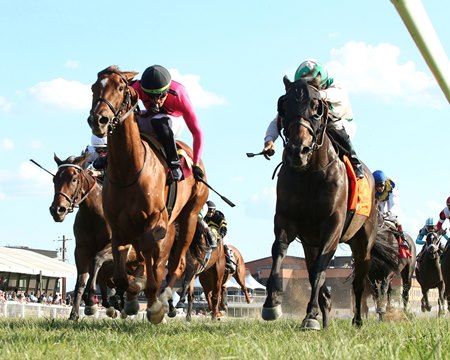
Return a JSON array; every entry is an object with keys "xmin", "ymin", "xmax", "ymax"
[{"xmin": 294, "ymin": 59, "xmax": 329, "ymax": 87}]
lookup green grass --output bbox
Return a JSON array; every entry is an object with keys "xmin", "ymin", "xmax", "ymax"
[{"xmin": 0, "ymin": 316, "xmax": 449, "ymax": 359}]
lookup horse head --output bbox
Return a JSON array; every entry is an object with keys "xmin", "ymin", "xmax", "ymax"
[
  {"xmin": 87, "ymin": 65, "xmax": 139, "ymax": 137},
  {"xmin": 49, "ymin": 153, "xmax": 91, "ymax": 222},
  {"xmin": 282, "ymin": 76, "xmax": 328, "ymax": 169},
  {"xmin": 425, "ymin": 232, "xmax": 440, "ymax": 260}
]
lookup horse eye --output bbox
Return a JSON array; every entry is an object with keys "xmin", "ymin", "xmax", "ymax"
[
  {"xmin": 72, "ymin": 177, "xmax": 77, "ymax": 183},
  {"xmin": 118, "ymin": 86, "xmax": 124, "ymax": 91}
]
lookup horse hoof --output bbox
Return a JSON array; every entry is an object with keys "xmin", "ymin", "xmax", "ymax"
[
  {"xmin": 301, "ymin": 318, "xmax": 321, "ymax": 331},
  {"xmin": 84, "ymin": 304, "xmax": 98, "ymax": 316},
  {"xmin": 352, "ymin": 318, "xmax": 363, "ymax": 328},
  {"xmin": 124, "ymin": 298, "xmax": 140, "ymax": 316},
  {"xmin": 167, "ymin": 309, "xmax": 177, "ymax": 318},
  {"xmin": 120, "ymin": 310, "xmax": 128, "ymax": 319},
  {"xmin": 261, "ymin": 305, "xmax": 282, "ymax": 321},
  {"xmin": 175, "ymin": 301, "xmax": 186, "ymax": 309},
  {"xmin": 106, "ymin": 307, "xmax": 117, "ymax": 318},
  {"xmin": 146, "ymin": 305, "xmax": 165, "ymax": 324}
]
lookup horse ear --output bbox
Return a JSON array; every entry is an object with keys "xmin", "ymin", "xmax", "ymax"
[
  {"xmin": 125, "ymin": 71, "xmax": 139, "ymax": 82},
  {"xmin": 54, "ymin": 153, "xmax": 62, "ymax": 166},
  {"xmin": 283, "ymin": 75, "xmax": 292, "ymax": 91}
]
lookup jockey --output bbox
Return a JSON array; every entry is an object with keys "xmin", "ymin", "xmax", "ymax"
[
  {"xmin": 204, "ymin": 200, "xmax": 235, "ymax": 271},
  {"xmin": 416, "ymin": 217, "xmax": 446, "ymax": 252},
  {"xmin": 130, "ymin": 65, "xmax": 204, "ymax": 182},
  {"xmin": 263, "ymin": 59, "xmax": 364, "ymax": 178},
  {"xmin": 198, "ymin": 202, "xmax": 217, "ymax": 249},
  {"xmin": 84, "ymin": 134, "xmax": 108, "ymax": 178},
  {"xmin": 373, "ymin": 170, "xmax": 409, "ymax": 249},
  {"xmin": 436, "ymin": 196, "xmax": 450, "ymax": 246},
  {"xmin": 416, "ymin": 217, "xmax": 437, "ymax": 245}
]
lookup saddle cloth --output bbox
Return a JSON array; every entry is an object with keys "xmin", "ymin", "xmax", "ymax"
[{"xmin": 342, "ymin": 155, "xmax": 371, "ymax": 217}]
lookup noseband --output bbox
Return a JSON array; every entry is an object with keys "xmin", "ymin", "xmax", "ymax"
[
  {"xmin": 55, "ymin": 164, "xmax": 97, "ymax": 213},
  {"xmin": 91, "ymin": 70, "xmax": 138, "ymax": 133}
]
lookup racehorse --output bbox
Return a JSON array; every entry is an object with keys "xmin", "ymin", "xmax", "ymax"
[
  {"xmin": 262, "ymin": 77, "xmax": 377, "ymax": 330},
  {"xmin": 168, "ymin": 226, "xmax": 226, "ymax": 320},
  {"xmin": 87, "ymin": 66, "xmax": 208, "ymax": 323},
  {"xmin": 415, "ymin": 232, "xmax": 446, "ymax": 315},
  {"xmin": 441, "ymin": 244, "xmax": 450, "ymax": 312},
  {"xmin": 50, "ymin": 154, "xmax": 114, "ymax": 320},
  {"xmin": 365, "ymin": 230, "xmax": 401, "ymax": 320},
  {"xmin": 172, "ymin": 236, "xmax": 252, "ymax": 321}
]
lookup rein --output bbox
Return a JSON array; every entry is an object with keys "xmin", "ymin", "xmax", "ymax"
[{"xmin": 56, "ymin": 164, "xmax": 98, "ymax": 212}]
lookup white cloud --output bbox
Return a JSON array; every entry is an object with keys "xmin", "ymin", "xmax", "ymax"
[
  {"xmin": 64, "ymin": 60, "xmax": 80, "ymax": 69},
  {"xmin": 0, "ymin": 96, "xmax": 12, "ymax": 112},
  {"xmin": 1, "ymin": 138, "xmax": 14, "ymax": 150},
  {"xmin": 27, "ymin": 78, "xmax": 91, "ymax": 111},
  {"xmin": 326, "ymin": 41, "xmax": 443, "ymax": 107},
  {"xmin": 169, "ymin": 69, "xmax": 227, "ymax": 108}
]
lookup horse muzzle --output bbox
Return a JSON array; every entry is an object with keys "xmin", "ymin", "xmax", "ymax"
[
  {"xmin": 87, "ymin": 114, "xmax": 109, "ymax": 136},
  {"xmin": 49, "ymin": 204, "xmax": 68, "ymax": 222}
]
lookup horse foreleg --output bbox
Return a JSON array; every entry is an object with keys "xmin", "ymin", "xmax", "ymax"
[
  {"xmin": 318, "ymin": 284, "xmax": 332, "ymax": 328},
  {"xmin": 186, "ymin": 279, "xmax": 195, "ymax": 322},
  {"xmin": 262, "ymin": 227, "xmax": 292, "ymax": 321},
  {"xmin": 69, "ymin": 271, "xmax": 89, "ymax": 320},
  {"xmin": 351, "ymin": 251, "xmax": 371, "ymax": 328},
  {"xmin": 438, "ymin": 282, "xmax": 446, "ymax": 316}
]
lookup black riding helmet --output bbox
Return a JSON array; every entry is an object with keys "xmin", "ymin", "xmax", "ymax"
[
  {"xmin": 141, "ymin": 65, "xmax": 171, "ymax": 94},
  {"xmin": 206, "ymin": 201, "xmax": 216, "ymax": 211}
]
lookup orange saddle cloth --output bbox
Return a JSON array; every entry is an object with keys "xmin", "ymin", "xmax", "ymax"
[{"xmin": 343, "ymin": 155, "xmax": 372, "ymax": 217}]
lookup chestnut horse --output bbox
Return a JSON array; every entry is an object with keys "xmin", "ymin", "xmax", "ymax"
[
  {"xmin": 87, "ymin": 66, "xmax": 208, "ymax": 323},
  {"xmin": 49, "ymin": 154, "xmax": 114, "ymax": 319},
  {"xmin": 172, "ymin": 232, "xmax": 252, "ymax": 321},
  {"xmin": 262, "ymin": 77, "xmax": 377, "ymax": 330},
  {"xmin": 415, "ymin": 232, "xmax": 446, "ymax": 315}
]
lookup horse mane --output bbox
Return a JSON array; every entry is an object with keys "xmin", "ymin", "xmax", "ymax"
[{"xmin": 60, "ymin": 153, "xmax": 88, "ymax": 168}]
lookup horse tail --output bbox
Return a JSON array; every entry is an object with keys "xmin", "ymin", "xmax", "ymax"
[
  {"xmin": 190, "ymin": 225, "xmax": 207, "ymax": 263},
  {"xmin": 369, "ymin": 233, "xmax": 399, "ymax": 280}
]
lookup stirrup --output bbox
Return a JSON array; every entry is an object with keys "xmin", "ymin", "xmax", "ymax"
[{"xmin": 170, "ymin": 166, "xmax": 182, "ymax": 181}]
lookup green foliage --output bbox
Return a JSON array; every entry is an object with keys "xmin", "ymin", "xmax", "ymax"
[{"xmin": 0, "ymin": 317, "xmax": 449, "ymax": 359}]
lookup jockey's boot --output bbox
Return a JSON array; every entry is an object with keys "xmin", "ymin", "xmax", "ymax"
[
  {"xmin": 327, "ymin": 124, "xmax": 364, "ymax": 178},
  {"xmin": 206, "ymin": 229, "xmax": 217, "ymax": 249},
  {"xmin": 397, "ymin": 224, "xmax": 409, "ymax": 249},
  {"xmin": 151, "ymin": 116, "xmax": 182, "ymax": 181},
  {"xmin": 224, "ymin": 245, "xmax": 235, "ymax": 272}
]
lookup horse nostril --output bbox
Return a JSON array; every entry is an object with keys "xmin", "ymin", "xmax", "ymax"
[
  {"xmin": 99, "ymin": 116, "xmax": 109, "ymax": 125},
  {"xmin": 301, "ymin": 147, "xmax": 311, "ymax": 155},
  {"xmin": 58, "ymin": 206, "xmax": 67, "ymax": 215}
]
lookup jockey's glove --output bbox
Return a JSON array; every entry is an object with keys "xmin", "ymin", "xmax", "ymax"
[{"xmin": 192, "ymin": 165, "xmax": 204, "ymax": 181}]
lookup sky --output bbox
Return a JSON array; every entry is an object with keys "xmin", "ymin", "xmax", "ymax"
[{"xmin": 1, "ymin": 0, "xmax": 449, "ymax": 278}]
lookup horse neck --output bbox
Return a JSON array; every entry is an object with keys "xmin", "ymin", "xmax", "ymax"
[
  {"xmin": 80, "ymin": 182, "xmax": 103, "ymax": 215},
  {"xmin": 107, "ymin": 114, "xmax": 148, "ymax": 181},
  {"xmin": 307, "ymin": 133, "xmax": 337, "ymax": 171}
]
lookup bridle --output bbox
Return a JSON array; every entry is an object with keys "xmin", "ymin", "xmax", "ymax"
[
  {"xmin": 284, "ymin": 84, "xmax": 329, "ymax": 162},
  {"xmin": 55, "ymin": 164, "xmax": 97, "ymax": 213},
  {"xmin": 90, "ymin": 69, "xmax": 138, "ymax": 134}
]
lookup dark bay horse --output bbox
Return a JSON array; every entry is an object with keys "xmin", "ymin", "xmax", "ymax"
[
  {"xmin": 415, "ymin": 232, "xmax": 445, "ymax": 315},
  {"xmin": 375, "ymin": 220, "xmax": 416, "ymax": 315},
  {"xmin": 441, "ymin": 245, "xmax": 450, "ymax": 312},
  {"xmin": 87, "ymin": 66, "xmax": 208, "ymax": 324},
  {"xmin": 50, "ymin": 154, "xmax": 113, "ymax": 320},
  {"xmin": 262, "ymin": 77, "xmax": 377, "ymax": 330}
]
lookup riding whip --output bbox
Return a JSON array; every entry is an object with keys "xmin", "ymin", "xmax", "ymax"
[
  {"xmin": 30, "ymin": 159, "xmax": 55, "ymax": 177},
  {"xmin": 198, "ymin": 178, "xmax": 235, "ymax": 207}
]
